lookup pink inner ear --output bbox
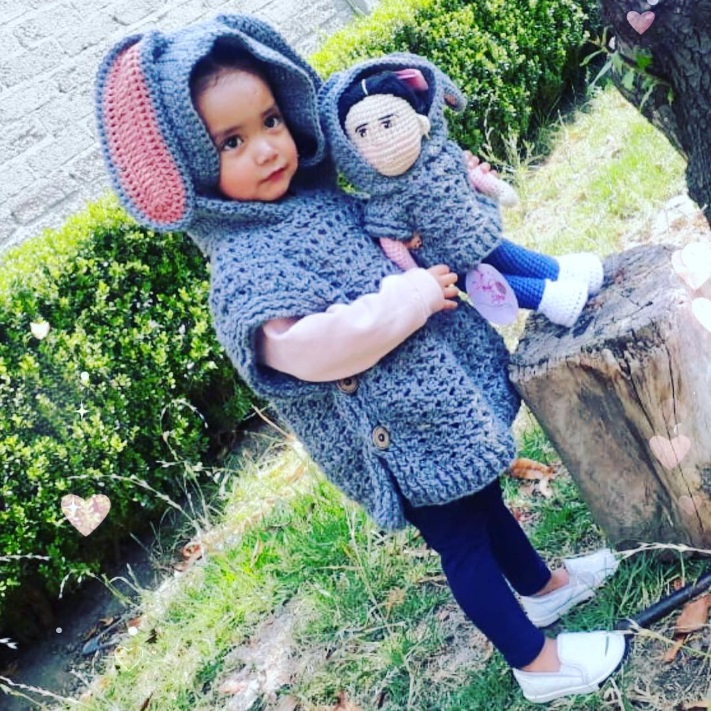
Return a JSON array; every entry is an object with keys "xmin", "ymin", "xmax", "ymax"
[{"xmin": 102, "ymin": 43, "xmax": 187, "ymax": 226}]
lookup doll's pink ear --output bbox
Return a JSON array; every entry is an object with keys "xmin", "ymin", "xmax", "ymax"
[
  {"xmin": 394, "ymin": 68, "xmax": 429, "ymax": 92},
  {"xmin": 97, "ymin": 39, "xmax": 192, "ymax": 230}
]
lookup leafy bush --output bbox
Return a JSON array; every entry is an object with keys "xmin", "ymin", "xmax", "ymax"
[
  {"xmin": 0, "ymin": 197, "xmax": 254, "ymax": 632},
  {"xmin": 311, "ymin": 0, "xmax": 600, "ymax": 157}
]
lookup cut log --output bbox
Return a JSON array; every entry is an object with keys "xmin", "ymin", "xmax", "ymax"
[{"xmin": 509, "ymin": 243, "xmax": 711, "ymax": 549}]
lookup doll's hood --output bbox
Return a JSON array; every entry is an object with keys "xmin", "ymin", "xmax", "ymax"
[
  {"xmin": 319, "ymin": 53, "xmax": 465, "ymax": 195},
  {"xmin": 95, "ymin": 13, "xmax": 333, "ymax": 247}
]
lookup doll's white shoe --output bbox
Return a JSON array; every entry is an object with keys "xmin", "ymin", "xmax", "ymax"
[
  {"xmin": 538, "ymin": 279, "xmax": 588, "ymax": 328},
  {"xmin": 513, "ymin": 630, "xmax": 626, "ymax": 703},
  {"xmin": 556, "ymin": 253, "xmax": 604, "ymax": 295},
  {"xmin": 520, "ymin": 548, "xmax": 619, "ymax": 627}
]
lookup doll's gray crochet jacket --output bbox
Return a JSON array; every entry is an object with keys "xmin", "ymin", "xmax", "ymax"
[
  {"xmin": 319, "ymin": 54, "xmax": 503, "ymax": 274},
  {"xmin": 95, "ymin": 14, "xmax": 520, "ymax": 531}
]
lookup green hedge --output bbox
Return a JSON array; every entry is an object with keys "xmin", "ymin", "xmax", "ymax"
[
  {"xmin": 311, "ymin": 0, "xmax": 601, "ymax": 158},
  {"xmin": 0, "ymin": 198, "xmax": 254, "ymax": 634}
]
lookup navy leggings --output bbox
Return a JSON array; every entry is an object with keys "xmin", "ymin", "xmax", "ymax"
[{"xmin": 402, "ymin": 479, "xmax": 551, "ymax": 668}]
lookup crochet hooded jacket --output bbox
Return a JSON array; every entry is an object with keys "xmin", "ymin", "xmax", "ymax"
[
  {"xmin": 319, "ymin": 54, "xmax": 503, "ymax": 274},
  {"xmin": 95, "ymin": 14, "xmax": 520, "ymax": 531}
]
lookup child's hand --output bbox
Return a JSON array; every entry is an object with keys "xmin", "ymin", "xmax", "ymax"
[{"xmin": 428, "ymin": 264, "xmax": 459, "ymax": 311}]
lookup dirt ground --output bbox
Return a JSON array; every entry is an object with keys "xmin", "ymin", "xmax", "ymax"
[{"xmin": 0, "ymin": 531, "xmax": 166, "ymax": 710}]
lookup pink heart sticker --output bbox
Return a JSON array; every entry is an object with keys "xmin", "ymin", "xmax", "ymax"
[
  {"xmin": 627, "ymin": 10, "xmax": 655, "ymax": 34},
  {"xmin": 649, "ymin": 434, "xmax": 691, "ymax": 470},
  {"xmin": 671, "ymin": 242, "xmax": 711, "ymax": 290},
  {"xmin": 692, "ymin": 298, "xmax": 711, "ymax": 333},
  {"xmin": 465, "ymin": 264, "xmax": 519, "ymax": 325},
  {"xmin": 61, "ymin": 494, "xmax": 111, "ymax": 536}
]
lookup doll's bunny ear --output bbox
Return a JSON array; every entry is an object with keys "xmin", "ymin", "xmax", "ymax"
[
  {"xmin": 394, "ymin": 68, "xmax": 429, "ymax": 92},
  {"xmin": 437, "ymin": 69, "xmax": 467, "ymax": 113},
  {"xmin": 96, "ymin": 35, "xmax": 194, "ymax": 231}
]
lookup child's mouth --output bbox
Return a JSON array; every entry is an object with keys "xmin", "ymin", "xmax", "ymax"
[{"xmin": 265, "ymin": 167, "xmax": 286, "ymax": 182}]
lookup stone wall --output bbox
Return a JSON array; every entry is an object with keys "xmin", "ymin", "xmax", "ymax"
[{"xmin": 0, "ymin": 0, "xmax": 361, "ymax": 252}]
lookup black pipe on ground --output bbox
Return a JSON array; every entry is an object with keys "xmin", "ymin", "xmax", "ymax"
[{"xmin": 617, "ymin": 568, "xmax": 711, "ymax": 631}]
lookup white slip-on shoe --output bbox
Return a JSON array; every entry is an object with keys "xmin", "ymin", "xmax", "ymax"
[
  {"xmin": 513, "ymin": 630, "xmax": 626, "ymax": 703},
  {"xmin": 521, "ymin": 548, "xmax": 619, "ymax": 627}
]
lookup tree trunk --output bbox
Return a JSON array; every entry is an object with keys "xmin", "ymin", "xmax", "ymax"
[
  {"xmin": 509, "ymin": 243, "xmax": 711, "ymax": 549},
  {"xmin": 598, "ymin": 0, "xmax": 711, "ymax": 222}
]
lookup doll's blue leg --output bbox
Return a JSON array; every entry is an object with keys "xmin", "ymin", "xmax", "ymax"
[
  {"xmin": 505, "ymin": 275, "xmax": 545, "ymax": 310},
  {"xmin": 486, "ymin": 239, "xmax": 559, "ymax": 280}
]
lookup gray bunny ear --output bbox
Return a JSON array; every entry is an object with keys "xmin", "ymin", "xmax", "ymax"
[
  {"xmin": 436, "ymin": 67, "xmax": 467, "ymax": 112},
  {"xmin": 95, "ymin": 34, "xmax": 195, "ymax": 231}
]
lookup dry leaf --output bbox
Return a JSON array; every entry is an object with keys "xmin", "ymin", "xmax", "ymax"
[
  {"xmin": 662, "ymin": 634, "xmax": 686, "ymax": 663},
  {"xmin": 385, "ymin": 588, "xmax": 406, "ymax": 613},
  {"xmin": 331, "ymin": 691, "xmax": 364, "ymax": 711},
  {"xmin": 538, "ymin": 477, "xmax": 554, "ymax": 498},
  {"xmin": 508, "ymin": 457, "xmax": 554, "ymax": 481},
  {"xmin": 680, "ymin": 701, "xmax": 711, "ymax": 710},
  {"xmin": 676, "ymin": 594, "xmax": 711, "ymax": 633}
]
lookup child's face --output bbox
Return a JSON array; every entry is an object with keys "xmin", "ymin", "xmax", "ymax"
[
  {"xmin": 195, "ymin": 70, "xmax": 298, "ymax": 201},
  {"xmin": 345, "ymin": 94, "xmax": 429, "ymax": 177}
]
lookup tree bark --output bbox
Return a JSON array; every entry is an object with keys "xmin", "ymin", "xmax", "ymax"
[
  {"xmin": 598, "ymin": 0, "xmax": 711, "ymax": 222},
  {"xmin": 509, "ymin": 244, "xmax": 711, "ymax": 549}
]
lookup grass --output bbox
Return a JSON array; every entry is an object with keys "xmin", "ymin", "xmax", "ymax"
[{"xmin": 7, "ymin": 83, "xmax": 711, "ymax": 710}]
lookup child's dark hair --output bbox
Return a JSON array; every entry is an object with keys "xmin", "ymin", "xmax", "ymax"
[
  {"xmin": 190, "ymin": 39, "xmax": 268, "ymax": 105},
  {"xmin": 338, "ymin": 70, "xmax": 430, "ymax": 128}
]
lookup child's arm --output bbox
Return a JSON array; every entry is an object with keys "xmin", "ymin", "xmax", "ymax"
[{"xmin": 257, "ymin": 266, "xmax": 457, "ymax": 382}]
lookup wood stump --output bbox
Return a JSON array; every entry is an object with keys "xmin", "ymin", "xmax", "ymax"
[{"xmin": 509, "ymin": 244, "xmax": 711, "ymax": 549}]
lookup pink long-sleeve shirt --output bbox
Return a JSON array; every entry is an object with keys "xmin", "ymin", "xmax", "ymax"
[{"xmin": 257, "ymin": 268, "xmax": 444, "ymax": 382}]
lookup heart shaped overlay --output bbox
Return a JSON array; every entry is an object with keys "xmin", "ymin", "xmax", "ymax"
[
  {"xmin": 649, "ymin": 434, "xmax": 691, "ymax": 470},
  {"xmin": 61, "ymin": 494, "xmax": 111, "ymax": 536},
  {"xmin": 692, "ymin": 297, "xmax": 711, "ymax": 333},
  {"xmin": 671, "ymin": 242, "xmax": 711, "ymax": 291},
  {"xmin": 30, "ymin": 321, "xmax": 50, "ymax": 340},
  {"xmin": 627, "ymin": 10, "xmax": 655, "ymax": 34},
  {"xmin": 678, "ymin": 494, "xmax": 702, "ymax": 517}
]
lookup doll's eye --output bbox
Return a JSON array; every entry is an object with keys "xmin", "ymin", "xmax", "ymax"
[
  {"xmin": 381, "ymin": 118, "xmax": 393, "ymax": 129},
  {"xmin": 355, "ymin": 126, "xmax": 368, "ymax": 138}
]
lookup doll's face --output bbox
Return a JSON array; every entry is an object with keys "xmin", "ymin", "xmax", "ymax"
[{"xmin": 344, "ymin": 94, "xmax": 430, "ymax": 177}]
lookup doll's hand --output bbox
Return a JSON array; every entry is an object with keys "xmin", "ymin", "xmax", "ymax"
[
  {"xmin": 463, "ymin": 151, "xmax": 498, "ymax": 179},
  {"xmin": 463, "ymin": 151, "xmax": 519, "ymax": 207},
  {"xmin": 427, "ymin": 264, "xmax": 459, "ymax": 312}
]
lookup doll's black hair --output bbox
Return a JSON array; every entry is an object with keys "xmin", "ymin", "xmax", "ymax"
[{"xmin": 338, "ymin": 70, "xmax": 431, "ymax": 128}]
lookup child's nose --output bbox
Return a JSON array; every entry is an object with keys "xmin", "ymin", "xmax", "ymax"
[{"xmin": 253, "ymin": 138, "xmax": 278, "ymax": 164}]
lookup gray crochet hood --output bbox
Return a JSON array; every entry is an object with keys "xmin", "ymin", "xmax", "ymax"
[
  {"xmin": 319, "ymin": 53, "xmax": 466, "ymax": 196},
  {"xmin": 95, "ymin": 14, "xmax": 334, "ymax": 253}
]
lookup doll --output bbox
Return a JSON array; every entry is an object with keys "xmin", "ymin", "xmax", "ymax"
[{"xmin": 319, "ymin": 56, "xmax": 603, "ymax": 327}]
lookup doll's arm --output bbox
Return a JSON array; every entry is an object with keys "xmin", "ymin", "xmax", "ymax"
[
  {"xmin": 464, "ymin": 152, "xmax": 519, "ymax": 207},
  {"xmin": 380, "ymin": 236, "xmax": 420, "ymax": 271},
  {"xmin": 258, "ymin": 267, "xmax": 456, "ymax": 381}
]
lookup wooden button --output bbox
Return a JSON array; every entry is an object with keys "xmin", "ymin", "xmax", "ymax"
[
  {"xmin": 337, "ymin": 377, "xmax": 358, "ymax": 394},
  {"xmin": 372, "ymin": 426, "xmax": 390, "ymax": 450}
]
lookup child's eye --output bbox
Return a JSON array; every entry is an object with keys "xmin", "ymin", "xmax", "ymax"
[
  {"xmin": 221, "ymin": 135, "xmax": 243, "ymax": 151},
  {"xmin": 264, "ymin": 112, "xmax": 283, "ymax": 129}
]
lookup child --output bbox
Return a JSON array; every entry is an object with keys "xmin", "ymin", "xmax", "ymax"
[
  {"xmin": 319, "ymin": 56, "xmax": 605, "ymax": 328},
  {"xmin": 95, "ymin": 14, "xmax": 625, "ymax": 704}
]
